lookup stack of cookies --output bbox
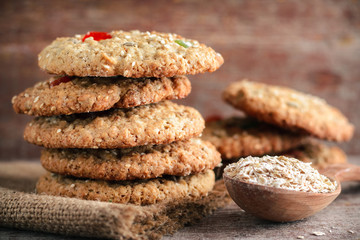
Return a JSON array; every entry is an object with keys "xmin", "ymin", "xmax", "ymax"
[
  {"xmin": 203, "ymin": 79, "xmax": 354, "ymax": 177},
  {"xmin": 12, "ymin": 30, "xmax": 224, "ymax": 206}
]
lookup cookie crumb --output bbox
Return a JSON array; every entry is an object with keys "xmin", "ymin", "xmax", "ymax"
[
  {"xmin": 11, "ymin": 96, "xmax": 17, "ymax": 104},
  {"xmin": 312, "ymin": 231, "xmax": 325, "ymax": 236}
]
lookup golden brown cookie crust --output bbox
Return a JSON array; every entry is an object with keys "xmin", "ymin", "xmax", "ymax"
[
  {"xmin": 12, "ymin": 75, "xmax": 191, "ymax": 116},
  {"xmin": 40, "ymin": 139, "xmax": 221, "ymax": 180},
  {"xmin": 283, "ymin": 140, "xmax": 347, "ymax": 169},
  {"xmin": 38, "ymin": 30, "xmax": 224, "ymax": 78},
  {"xmin": 24, "ymin": 101, "xmax": 205, "ymax": 149},
  {"xmin": 202, "ymin": 117, "xmax": 307, "ymax": 159},
  {"xmin": 223, "ymin": 80, "xmax": 354, "ymax": 142},
  {"xmin": 36, "ymin": 170, "xmax": 215, "ymax": 205}
]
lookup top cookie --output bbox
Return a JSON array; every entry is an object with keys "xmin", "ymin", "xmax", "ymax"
[
  {"xmin": 12, "ymin": 75, "xmax": 191, "ymax": 116},
  {"xmin": 38, "ymin": 30, "xmax": 224, "ymax": 78},
  {"xmin": 223, "ymin": 80, "xmax": 354, "ymax": 142}
]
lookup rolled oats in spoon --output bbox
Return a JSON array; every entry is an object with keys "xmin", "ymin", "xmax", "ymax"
[
  {"xmin": 225, "ymin": 155, "xmax": 337, "ymax": 193},
  {"xmin": 222, "ymin": 155, "xmax": 357, "ymax": 222}
]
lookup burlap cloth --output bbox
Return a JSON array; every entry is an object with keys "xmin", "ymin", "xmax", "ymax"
[{"xmin": 0, "ymin": 161, "xmax": 231, "ymax": 239}]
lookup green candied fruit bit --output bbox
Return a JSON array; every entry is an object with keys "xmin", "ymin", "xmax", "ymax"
[{"xmin": 175, "ymin": 39, "xmax": 190, "ymax": 48}]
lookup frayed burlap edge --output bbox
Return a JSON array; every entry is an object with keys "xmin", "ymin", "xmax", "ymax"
[{"xmin": 0, "ymin": 180, "xmax": 230, "ymax": 240}]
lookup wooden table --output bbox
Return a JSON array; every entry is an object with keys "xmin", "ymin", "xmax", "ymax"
[{"xmin": 1, "ymin": 158, "xmax": 359, "ymax": 239}]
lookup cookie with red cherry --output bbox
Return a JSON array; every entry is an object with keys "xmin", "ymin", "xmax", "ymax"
[
  {"xmin": 38, "ymin": 30, "xmax": 223, "ymax": 78},
  {"xmin": 12, "ymin": 75, "xmax": 191, "ymax": 116}
]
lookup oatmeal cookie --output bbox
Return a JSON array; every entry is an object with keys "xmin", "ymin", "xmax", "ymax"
[
  {"xmin": 12, "ymin": 75, "xmax": 191, "ymax": 116},
  {"xmin": 40, "ymin": 139, "xmax": 221, "ymax": 180},
  {"xmin": 283, "ymin": 140, "xmax": 347, "ymax": 169},
  {"xmin": 223, "ymin": 80, "xmax": 354, "ymax": 141},
  {"xmin": 36, "ymin": 170, "xmax": 215, "ymax": 205},
  {"xmin": 24, "ymin": 101, "xmax": 204, "ymax": 149},
  {"xmin": 202, "ymin": 117, "xmax": 306, "ymax": 159},
  {"xmin": 38, "ymin": 30, "xmax": 223, "ymax": 78}
]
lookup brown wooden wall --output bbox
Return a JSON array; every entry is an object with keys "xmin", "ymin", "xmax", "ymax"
[{"xmin": 1, "ymin": 0, "xmax": 359, "ymax": 160}]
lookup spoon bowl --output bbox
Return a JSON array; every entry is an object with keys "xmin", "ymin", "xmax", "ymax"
[{"xmin": 223, "ymin": 163, "xmax": 360, "ymax": 222}]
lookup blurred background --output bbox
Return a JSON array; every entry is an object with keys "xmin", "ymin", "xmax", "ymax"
[{"xmin": 1, "ymin": 0, "xmax": 359, "ymax": 160}]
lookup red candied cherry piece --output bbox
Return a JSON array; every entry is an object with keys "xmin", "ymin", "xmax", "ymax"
[
  {"xmin": 50, "ymin": 76, "xmax": 73, "ymax": 88},
  {"xmin": 205, "ymin": 115, "xmax": 223, "ymax": 123},
  {"xmin": 82, "ymin": 31, "xmax": 112, "ymax": 42}
]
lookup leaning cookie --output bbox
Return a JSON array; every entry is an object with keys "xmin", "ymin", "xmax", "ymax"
[
  {"xmin": 283, "ymin": 140, "xmax": 347, "ymax": 169},
  {"xmin": 40, "ymin": 139, "xmax": 221, "ymax": 181},
  {"xmin": 38, "ymin": 30, "xmax": 224, "ymax": 78},
  {"xmin": 12, "ymin": 75, "xmax": 191, "ymax": 116},
  {"xmin": 24, "ymin": 101, "xmax": 204, "ymax": 149},
  {"xmin": 202, "ymin": 117, "xmax": 307, "ymax": 159},
  {"xmin": 223, "ymin": 80, "xmax": 354, "ymax": 142},
  {"xmin": 36, "ymin": 170, "xmax": 215, "ymax": 205}
]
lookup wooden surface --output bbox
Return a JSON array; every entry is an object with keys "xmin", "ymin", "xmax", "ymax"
[
  {"xmin": 1, "ymin": 0, "xmax": 360, "ymax": 160},
  {"xmin": 0, "ymin": 157, "xmax": 359, "ymax": 239}
]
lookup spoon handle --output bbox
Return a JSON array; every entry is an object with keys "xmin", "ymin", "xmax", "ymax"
[{"xmin": 320, "ymin": 163, "xmax": 360, "ymax": 182}]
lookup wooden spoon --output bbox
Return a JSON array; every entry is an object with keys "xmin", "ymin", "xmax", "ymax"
[{"xmin": 223, "ymin": 163, "xmax": 360, "ymax": 222}]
